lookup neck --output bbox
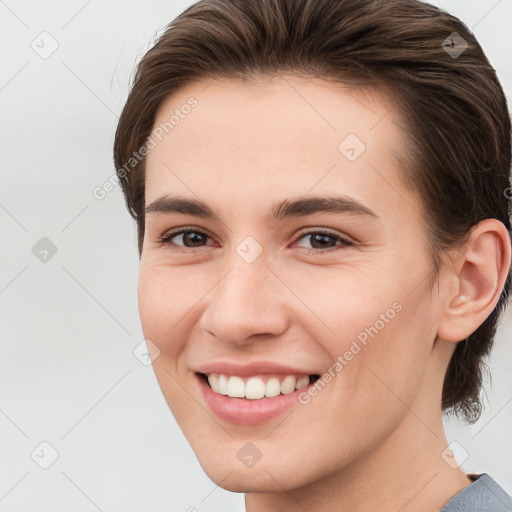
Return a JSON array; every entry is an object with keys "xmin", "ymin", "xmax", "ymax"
[
  {"xmin": 245, "ymin": 341, "xmax": 471, "ymax": 512},
  {"xmin": 245, "ymin": 414, "xmax": 470, "ymax": 512}
]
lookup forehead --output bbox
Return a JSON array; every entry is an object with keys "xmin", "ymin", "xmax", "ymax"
[{"xmin": 145, "ymin": 74, "xmax": 409, "ymax": 212}]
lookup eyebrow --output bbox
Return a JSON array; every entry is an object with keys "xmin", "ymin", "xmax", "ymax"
[{"xmin": 144, "ymin": 194, "xmax": 379, "ymax": 223}]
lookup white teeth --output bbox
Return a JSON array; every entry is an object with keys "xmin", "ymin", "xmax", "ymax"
[
  {"xmin": 208, "ymin": 374, "xmax": 219, "ymax": 393},
  {"xmin": 227, "ymin": 376, "xmax": 245, "ymax": 398},
  {"xmin": 265, "ymin": 377, "xmax": 281, "ymax": 398},
  {"xmin": 218, "ymin": 374, "xmax": 228, "ymax": 395},
  {"xmin": 295, "ymin": 376, "xmax": 310, "ymax": 390},
  {"xmin": 245, "ymin": 377, "xmax": 266, "ymax": 399},
  {"xmin": 205, "ymin": 373, "xmax": 311, "ymax": 399},
  {"xmin": 280, "ymin": 375, "xmax": 296, "ymax": 395}
]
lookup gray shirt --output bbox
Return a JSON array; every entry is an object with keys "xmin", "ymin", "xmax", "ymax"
[{"xmin": 441, "ymin": 474, "xmax": 512, "ymax": 511}]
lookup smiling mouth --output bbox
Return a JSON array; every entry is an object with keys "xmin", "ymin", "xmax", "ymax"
[{"xmin": 197, "ymin": 372, "xmax": 321, "ymax": 400}]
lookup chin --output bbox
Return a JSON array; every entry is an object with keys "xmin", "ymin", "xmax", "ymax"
[
  {"xmin": 194, "ymin": 450, "xmax": 323, "ymax": 494},
  {"xmin": 204, "ymin": 466, "xmax": 303, "ymax": 493}
]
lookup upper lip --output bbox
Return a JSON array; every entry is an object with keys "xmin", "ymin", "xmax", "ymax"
[{"xmin": 195, "ymin": 360, "xmax": 319, "ymax": 377}]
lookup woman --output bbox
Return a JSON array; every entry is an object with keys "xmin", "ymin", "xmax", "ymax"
[{"xmin": 114, "ymin": 0, "xmax": 512, "ymax": 510}]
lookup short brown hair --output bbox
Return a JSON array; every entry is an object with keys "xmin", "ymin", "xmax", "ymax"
[{"xmin": 113, "ymin": 0, "xmax": 512, "ymax": 423}]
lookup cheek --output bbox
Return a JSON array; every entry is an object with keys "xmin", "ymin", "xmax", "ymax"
[
  {"xmin": 137, "ymin": 264, "xmax": 201, "ymax": 356},
  {"xmin": 335, "ymin": 292, "xmax": 435, "ymax": 421},
  {"xmin": 137, "ymin": 264, "xmax": 204, "ymax": 418},
  {"xmin": 314, "ymin": 271, "xmax": 436, "ymax": 407},
  {"xmin": 138, "ymin": 266, "xmax": 193, "ymax": 366}
]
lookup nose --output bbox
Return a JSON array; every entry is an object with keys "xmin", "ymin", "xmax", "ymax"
[{"xmin": 198, "ymin": 255, "xmax": 290, "ymax": 346}]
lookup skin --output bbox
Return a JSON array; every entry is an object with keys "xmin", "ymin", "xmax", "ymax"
[{"xmin": 138, "ymin": 74, "xmax": 511, "ymax": 512}]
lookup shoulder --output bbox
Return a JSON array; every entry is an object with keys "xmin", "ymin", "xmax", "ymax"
[{"xmin": 441, "ymin": 473, "xmax": 512, "ymax": 512}]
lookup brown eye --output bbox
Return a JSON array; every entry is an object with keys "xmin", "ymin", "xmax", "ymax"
[
  {"xmin": 294, "ymin": 230, "xmax": 353, "ymax": 255},
  {"xmin": 158, "ymin": 228, "xmax": 213, "ymax": 250},
  {"xmin": 176, "ymin": 231, "xmax": 208, "ymax": 247},
  {"xmin": 303, "ymin": 233, "xmax": 337, "ymax": 249}
]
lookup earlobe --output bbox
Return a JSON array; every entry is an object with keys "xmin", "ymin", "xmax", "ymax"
[{"xmin": 437, "ymin": 219, "xmax": 511, "ymax": 343}]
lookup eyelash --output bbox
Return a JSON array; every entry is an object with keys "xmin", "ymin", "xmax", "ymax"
[{"xmin": 156, "ymin": 227, "xmax": 353, "ymax": 255}]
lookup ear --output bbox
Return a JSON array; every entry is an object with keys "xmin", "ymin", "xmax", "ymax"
[{"xmin": 436, "ymin": 219, "xmax": 511, "ymax": 343}]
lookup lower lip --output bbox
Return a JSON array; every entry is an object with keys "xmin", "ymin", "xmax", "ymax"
[{"xmin": 196, "ymin": 374, "xmax": 310, "ymax": 425}]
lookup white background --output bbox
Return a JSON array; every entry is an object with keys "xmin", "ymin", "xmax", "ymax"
[{"xmin": 1, "ymin": 1, "xmax": 511, "ymax": 511}]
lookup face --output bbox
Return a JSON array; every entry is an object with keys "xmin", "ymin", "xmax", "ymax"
[{"xmin": 138, "ymin": 75, "xmax": 443, "ymax": 492}]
